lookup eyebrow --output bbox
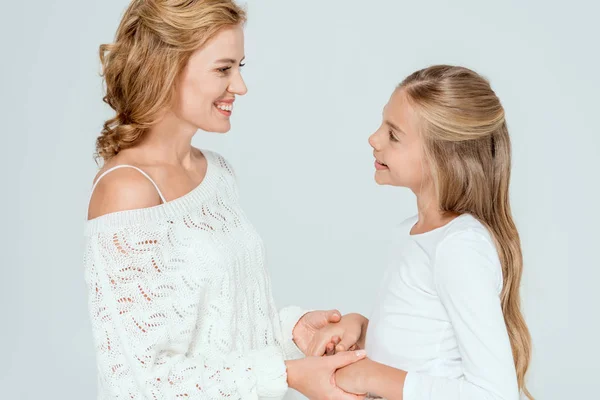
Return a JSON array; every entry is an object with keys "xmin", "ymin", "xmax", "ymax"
[{"xmin": 215, "ymin": 57, "xmax": 245, "ymax": 64}]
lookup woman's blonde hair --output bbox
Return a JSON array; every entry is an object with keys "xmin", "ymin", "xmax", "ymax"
[
  {"xmin": 399, "ymin": 65, "xmax": 533, "ymax": 398},
  {"xmin": 96, "ymin": 0, "xmax": 246, "ymax": 162}
]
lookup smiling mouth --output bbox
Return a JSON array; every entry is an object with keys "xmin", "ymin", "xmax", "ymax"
[
  {"xmin": 214, "ymin": 101, "xmax": 234, "ymax": 115},
  {"xmin": 375, "ymin": 158, "xmax": 389, "ymax": 170},
  {"xmin": 375, "ymin": 157, "xmax": 388, "ymax": 166}
]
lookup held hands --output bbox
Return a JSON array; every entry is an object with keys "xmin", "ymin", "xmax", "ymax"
[
  {"xmin": 307, "ymin": 313, "xmax": 369, "ymax": 356},
  {"xmin": 289, "ymin": 311, "xmax": 371, "ymax": 398},
  {"xmin": 286, "ymin": 350, "xmax": 368, "ymax": 400},
  {"xmin": 292, "ymin": 309, "xmax": 342, "ymax": 355}
]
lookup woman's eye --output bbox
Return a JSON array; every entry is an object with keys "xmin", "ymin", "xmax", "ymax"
[{"xmin": 218, "ymin": 63, "xmax": 245, "ymax": 74}]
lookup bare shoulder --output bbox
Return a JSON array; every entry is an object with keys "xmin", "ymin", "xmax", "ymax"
[{"xmin": 88, "ymin": 166, "xmax": 162, "ymax": 220}]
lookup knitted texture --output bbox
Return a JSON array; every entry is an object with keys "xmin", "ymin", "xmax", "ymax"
[{"xmin": 84, "ymin": 150, "xmax": 304, "ymax": 399}]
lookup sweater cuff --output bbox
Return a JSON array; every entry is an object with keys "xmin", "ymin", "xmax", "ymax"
[
  {"xmin": 279, "ymin": 306, "xmax": 311, "ymax": 360},
  {"xmin": 246, "ymin": 345, "xmax": 289, "ymax": 399}
]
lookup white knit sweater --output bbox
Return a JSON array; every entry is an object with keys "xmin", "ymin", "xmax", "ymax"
[{"xmin": 83, "ymin": 150, "xmax": 306, "ymax": 400}]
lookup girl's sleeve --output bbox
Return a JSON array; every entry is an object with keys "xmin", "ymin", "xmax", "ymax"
[{"xmin": 403, "ymin": 230, "xmax": 520, "ymax": 400}]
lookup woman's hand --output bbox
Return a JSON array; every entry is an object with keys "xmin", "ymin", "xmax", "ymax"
[
  {"xmin": 292, "ymin": 310, "xmax": 342, "ymax": 355},
  {"xmin": 307, "ymin": 313, "xmax": 369, "ymax": 356},
  {"xmin": 286, "ymin": 350, "xmax": 368, "ymax": 400}
]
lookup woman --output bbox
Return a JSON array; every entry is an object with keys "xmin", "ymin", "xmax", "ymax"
[{"xmin": 84, "ymin": 1, "xmax": 364, "ymax": 399}]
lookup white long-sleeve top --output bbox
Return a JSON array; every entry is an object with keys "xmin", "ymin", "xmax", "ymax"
[
  {"xmin": 83, "ymin": 150, "xmax": 305, "ymax": 400},
  {"xmin": 365, "ymin": 214, "xmax": 519, "ymax": 400}
]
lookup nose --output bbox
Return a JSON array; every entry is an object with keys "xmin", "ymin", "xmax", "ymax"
[
  {"xmin": 228, "ymin": 69, "xmax": 248, "ymax": 96},
  {"xmin": 369, "ymin": 131, "xmax": 381, "ymax": 150}
]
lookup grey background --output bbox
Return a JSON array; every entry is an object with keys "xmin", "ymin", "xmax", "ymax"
[{"xmin": 1, "ymin": 0, "xmax": 598, "ymax": 398}]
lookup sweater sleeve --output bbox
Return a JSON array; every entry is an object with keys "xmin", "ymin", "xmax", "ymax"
[
  {"xmin": 85, "ymin": 227, "xmax": 289, "ymax": 400},
  {"xmin": 403, "ymin": 230, "xmax": 519, "ymax": 400}
]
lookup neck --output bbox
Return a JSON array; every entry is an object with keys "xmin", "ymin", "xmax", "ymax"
[
  {"xmin": 140, "ymin": 111, "xmax": 198, "ymax": 168},
  {"xmin": 413, "ymin": 184, "xmax": 459, "ymax": 233},
  {"xmin": 416, "ymin": 189, "xmax": 441, "ymax": 225}
]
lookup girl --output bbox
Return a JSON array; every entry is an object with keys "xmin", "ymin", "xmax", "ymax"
[
  {"xmin": 321, "ymin": 65, "xmax": 532, "ymax": 399},
  {"xmin": 84, "ymin": 1, "xmax": 365, "ymax": 399}
]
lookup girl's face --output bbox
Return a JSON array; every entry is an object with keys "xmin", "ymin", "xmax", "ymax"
[
  {"xmin": 172, "ymin": 24, "xmax": 247, "ymax": 134},
  {"xmin": 368, "ymin": 89, "xmax": 429, "ymax": 193}
]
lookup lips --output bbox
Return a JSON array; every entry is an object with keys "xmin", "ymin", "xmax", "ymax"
[
  {"xmin": 374, "ymin": 154, "xmax": 388, "ymax": 171},
  {"xmin": 374, "ymin": 153, "xmax": 387, "ymax": 166},
  {"xmin": 214, "ymin": 99, "xmax": 234, "ymax": 116}
]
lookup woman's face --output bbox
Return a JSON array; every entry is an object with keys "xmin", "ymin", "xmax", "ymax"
[{"xmin": 172, "ymin": 24, "xmax": 247, "ymax": 134}]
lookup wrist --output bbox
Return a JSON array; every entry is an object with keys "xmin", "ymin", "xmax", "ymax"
[
  {"xmin": 291, "ymin": 311, "xmax": 309, "ymax": 344},
  {"xmin": 284, "ymin": 359, "xmax": 300, "ymax": 390},
  {"xmin": 365, "ymin": 361, "xmax": 407, "ymax": 400},
  {"xmin": 291, "ymin": 321, "xmax": 300, "ymax": 344},
  {"xmin": 357, "ymin": 358, "xmax": 376, "ymax": 393}
]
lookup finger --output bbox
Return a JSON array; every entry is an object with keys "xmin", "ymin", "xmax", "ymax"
[
  {"xmin": 310, "ymin": 335, "xmax": 333, "ymax": 356},
  {"xmin": 326, "ymin": 342, "xmax": 335, "ymax": 356},
  {"xmin": 336, "ymin": 341, "xmax": 359, "ymax": 352},
  {"xmin": 336, "ymin": 334, "xmax": 359, "ymax": 354},
  {"xmin": 329, "ymin": 350, "xmax": 367, "ymax": 369},
  {"xmin": 337, "ymin": 343, "xmax": 358, "ymax": 352},
  {"xmin": 331, "ymin": 336, "xmax": 341, "ymax": 345},
  {"xmin": 325, "ymin": 309, "xmax": 342, "ymax": 323},
  {"xmin": 327, "ymin": 342, "xmax": 334, "ymax": 354}
]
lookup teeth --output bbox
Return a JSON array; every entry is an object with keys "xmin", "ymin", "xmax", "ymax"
[{"xmin": 216, "ymin": 103, "xmax": 233, "ymax": 111}]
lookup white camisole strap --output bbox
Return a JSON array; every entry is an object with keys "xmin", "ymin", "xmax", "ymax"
[{"xmin": 89, "ymin": 165, "xmax": 167, "ymax": 204}]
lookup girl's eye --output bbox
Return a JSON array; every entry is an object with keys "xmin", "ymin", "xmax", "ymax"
[{"xmin": 389, "ymin": 130, "xmax": 399, "ymax": 142}]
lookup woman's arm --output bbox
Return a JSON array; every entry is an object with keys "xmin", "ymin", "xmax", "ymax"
[{"xmin": 87, "ymin": 228, "xmax": 293, "ymax": 399}]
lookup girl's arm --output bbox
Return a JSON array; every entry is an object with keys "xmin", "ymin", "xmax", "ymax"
[
  {"xmin": 337, "ymin": 230, "xmax": 520, "ymax": 400},
  {"xmin": 336, "ymin": 358, "xmax": 407, "ymax": 400}
]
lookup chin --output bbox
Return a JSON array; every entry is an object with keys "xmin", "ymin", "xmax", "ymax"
[
  {"xmin": 213, "ymin": 124, "xmax": 231, "ymax": 133},
  {"xmin": 374, "ymin": 174, "xmax": 387, "ymax": 185},
  {"xmin": 198, "ymin": 121, "xmax": 231, "ymax": 134}
]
